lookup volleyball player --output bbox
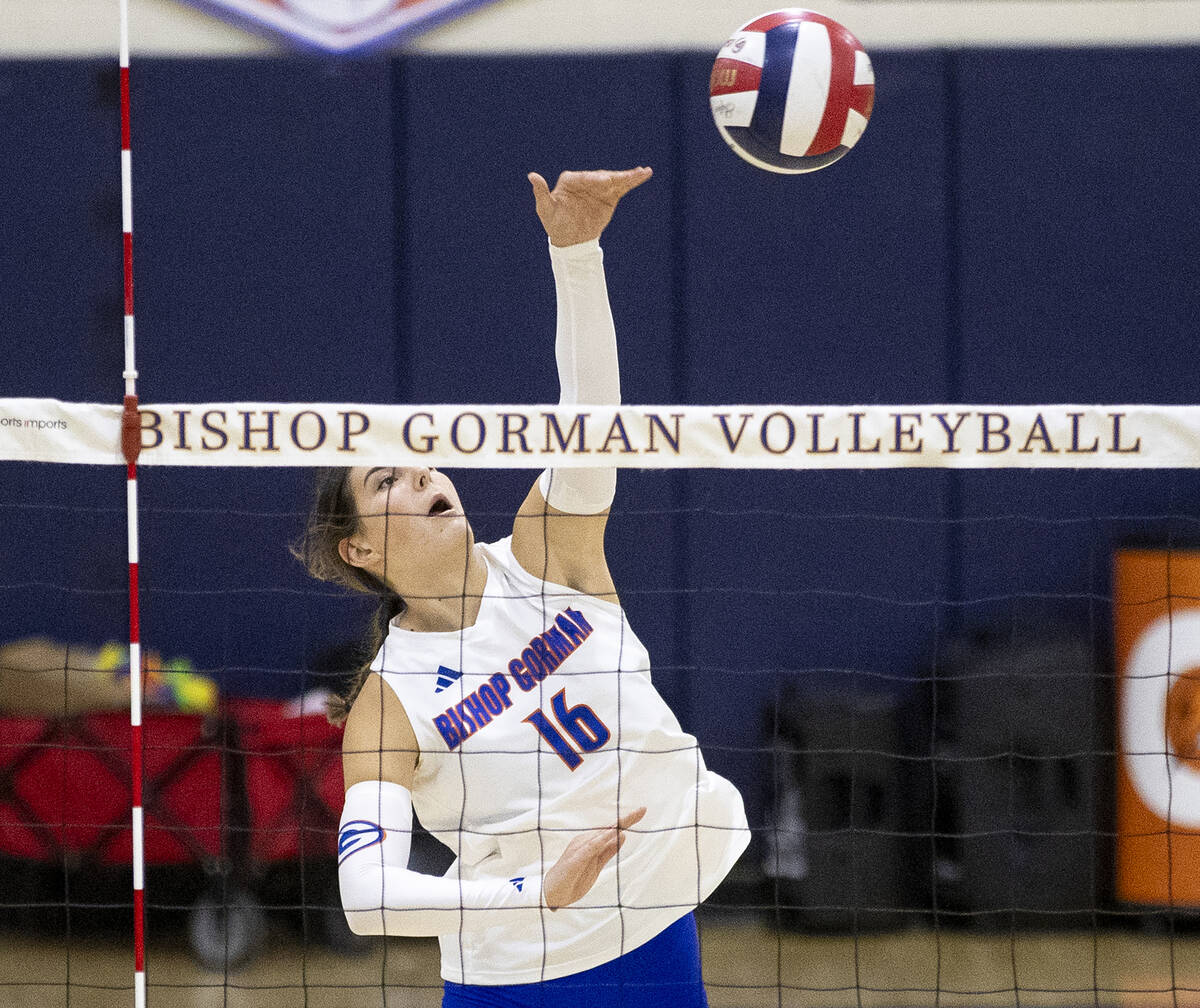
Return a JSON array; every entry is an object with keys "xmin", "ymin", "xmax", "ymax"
[{"xmin": 295, "ymin": 167, "xmax": 750, "ymax": 1007}]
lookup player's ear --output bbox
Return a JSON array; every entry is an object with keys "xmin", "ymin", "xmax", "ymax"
[{"xmin": 339, "ymin": 536, "xmax": 374, "ymax": 570}]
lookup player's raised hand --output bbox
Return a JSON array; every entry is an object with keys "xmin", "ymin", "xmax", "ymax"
[
  {"xmin": 528, "ymin": 167, "xmax": 652, "ymax": 248},
  {"xmin": 543, "ymin": 806, "xmax": 647, "ymax": 910}
]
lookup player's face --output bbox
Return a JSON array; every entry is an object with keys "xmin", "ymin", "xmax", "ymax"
[{"xmin": 340, "ymin": 466, "xmax": 471, "ymax": 590}]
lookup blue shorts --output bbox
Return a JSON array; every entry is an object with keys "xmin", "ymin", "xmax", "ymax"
[{"xmin": 441, "ymin": 913, "xmax": 708, "ymax": 1008}]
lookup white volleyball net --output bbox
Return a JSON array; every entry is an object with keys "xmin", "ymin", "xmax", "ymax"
[{"xmin": 0, "ymin": 397, "xmax": 1198, "ymax": 1007}]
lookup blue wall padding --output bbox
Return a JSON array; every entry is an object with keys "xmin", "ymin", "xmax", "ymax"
[
  {"xmin": 0, "ymin": 61, "xmax": 123, "ymax": 404},
  {"xmin": 129, "ymin": 58, "xmax": 399, "ymax": 403},
  {"xmin": 2, "ymin": 47, "xmax": 1198, "ymax": 833}
]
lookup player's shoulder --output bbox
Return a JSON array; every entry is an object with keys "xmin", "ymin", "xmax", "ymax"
[
  {"xmin": 343, "ymin": 673, "xmax": 379, "ymax": 736},
  {"xmin": 344, "ymin": 673, "xmax": 405, "ymax": 739},
  {"xmin": 342, "ymin": 672, "xmax": 419, "ymax": 788}
]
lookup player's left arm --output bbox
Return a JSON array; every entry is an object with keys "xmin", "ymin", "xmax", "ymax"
[{"xmin": 511, "ymin": 167, "xmax": 651, "ymax": 600}]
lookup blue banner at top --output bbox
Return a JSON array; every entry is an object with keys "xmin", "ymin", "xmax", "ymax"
[{"xmin": 183, "ymin": 0, "xmax": 504, "ymax": 52}]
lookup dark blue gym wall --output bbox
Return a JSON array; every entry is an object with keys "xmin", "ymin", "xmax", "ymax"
[{"xmin": 2, "ymin": 48, "xmax": 1199, "ymax": 847}]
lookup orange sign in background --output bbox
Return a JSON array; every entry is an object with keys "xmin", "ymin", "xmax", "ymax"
[{"xmin": 1114, "ymin": 549, "xmax": 1200, "ymax": 907}]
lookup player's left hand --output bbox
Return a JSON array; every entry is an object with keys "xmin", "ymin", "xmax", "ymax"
[
  {"xmin": 528, "ymin": 167, "xmax": 653, "ymax": 248},
  {"xmin": 542, "ymin": 806, "xmax": 647, "ymax": 910}
]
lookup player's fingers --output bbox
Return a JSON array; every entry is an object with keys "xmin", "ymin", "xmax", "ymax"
[
  {"xmin": 595, "ymin": 813, "xmax": 640, "ymax": 857},
  {"xmin": 585, "ymin": 825, "xmax": 623, "ymax": 862},
  {"xmin": 583, "ymin": 167, "xmax": 652, "ymax": 202},
  {"xmin": 590, "ymin": 823, "xmax": 621, "ymax": 848},
  {"xmin": 527, "ymin": 171, "xmax": 552, "ymax": 210},
  {"xmin": 554, "ymin": 167, "xmax": 650, "ymax": 194},
  {"xmin": 583, "ymin": 809, "xmax": 643, "ymax": 857},
  {"xmin": 612, "ymin": 166, "xmax": 653, "ymax": 195},
  {"xmin": 563, "ymin": 826, "xmax": 608, "ymax": 862},
  {"xmin": 588, "ymin": 830, "xmax": 626, "ymax": 872},
  {"xmin": 618, "ymin": 806, "xmax": 648, "ymax": 830}
]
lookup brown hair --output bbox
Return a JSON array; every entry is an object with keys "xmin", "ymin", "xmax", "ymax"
[{"xmin": 292, "ymin": 467, "xmax": 403, "ymax": 724}]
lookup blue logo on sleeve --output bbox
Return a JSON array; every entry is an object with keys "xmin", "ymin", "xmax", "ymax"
[
  {"xmin": 338, "ymin": 820, "xmax": 386, "ymax": 865},
  {"xmin": 509, "ymin": 877, "xmax": 525, "ymax": 892}
]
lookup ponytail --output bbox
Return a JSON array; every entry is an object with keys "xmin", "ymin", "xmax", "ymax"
[
  {"xmin": 324, "ymin": 591, "xmax": 403, "ymax": 725},
  {"xmin": 292, "ymin": 467, "xmax": 406, "ymax": 725}
]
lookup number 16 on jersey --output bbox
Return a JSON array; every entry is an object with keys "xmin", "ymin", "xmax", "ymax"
[{"xmin": 524, "ymin": 688, "xmax": 611, "ymax": 770}]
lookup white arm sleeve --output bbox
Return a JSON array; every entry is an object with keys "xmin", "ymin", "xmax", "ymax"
[
  {"xmin": 538, "ymin": 237, "xmax": 619, "ymax": 515},
  {"xmin": 338, "ymin": 780, "xmax": 542, "ymax": 937}
]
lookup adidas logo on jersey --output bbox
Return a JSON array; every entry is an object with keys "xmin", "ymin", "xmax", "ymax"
[{"xmin": 433, "ymin": 665, "xmax": 463, "ymax": 693}]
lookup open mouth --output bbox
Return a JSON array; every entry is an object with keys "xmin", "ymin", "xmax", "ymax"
[{"xmin": 428, "ymin": 495, "xmax": 453, "ymax": 516}]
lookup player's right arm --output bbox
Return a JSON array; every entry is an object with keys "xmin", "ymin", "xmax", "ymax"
[
  {"xmin": 511, "ymin": 168, "xmax": 651, "ymax": 602},
  {"xmin": 337, "ymin": 673, "xmax": 645, "ymax": 934},
  {"xmin": 341, "ymin": 672, "xmax": 418, "ymax": 794}
]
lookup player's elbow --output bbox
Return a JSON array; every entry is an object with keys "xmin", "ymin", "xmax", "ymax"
[
  {"xmin": 339, "ymin": 863, "xmax": 385, "ymax": 935},
  {"xmin": 343, "ymin": 907, "xmax": 384, "ymax": 936},
  {"xmin": 340, "ymin": 885, "xmax": 385, "ymax": 935}
]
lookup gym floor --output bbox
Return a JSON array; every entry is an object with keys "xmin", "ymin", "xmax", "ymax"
[{"xmin": 1, "ymin": 914, "xmax": 1196, "ymax": 1008}]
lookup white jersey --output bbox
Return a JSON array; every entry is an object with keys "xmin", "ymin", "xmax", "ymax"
[{"xmin": 372, "ymin": 536, "xmax": 749, "ymax": 985}]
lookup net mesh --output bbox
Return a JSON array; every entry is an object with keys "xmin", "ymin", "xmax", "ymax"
[{"xmin": 1, "ymin": 430, "xmax": 1198, "ymax": 1007}]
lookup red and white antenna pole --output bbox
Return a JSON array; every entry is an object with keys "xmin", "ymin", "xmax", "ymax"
[{"xmin": 118, "ymin": 0, "xmax": 147, "ymax": 1005}]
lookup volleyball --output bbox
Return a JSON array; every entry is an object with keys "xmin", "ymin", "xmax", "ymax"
[{"xmin": 709, "ymin": 9, "xmax": 875, "ymax": 174}]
